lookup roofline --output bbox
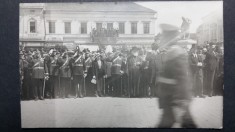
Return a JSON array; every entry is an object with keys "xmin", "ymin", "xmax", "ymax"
[{"xmin": 44, "ymin": 10, "xmax": 156, "ymax": 14}]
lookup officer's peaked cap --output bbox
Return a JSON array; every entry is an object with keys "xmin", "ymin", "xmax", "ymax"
[{"xmin": 159, "ymin": 24, "xmax": 180, "ymax": 32}]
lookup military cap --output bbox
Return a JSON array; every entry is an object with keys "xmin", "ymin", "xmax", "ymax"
[
  {"xmin": 159, "ymin": 24, "xmax": 180, "ymax": 32},
  {"xmin": 67, "ymin": 50, "xmax": 75, "ymax": 56}
]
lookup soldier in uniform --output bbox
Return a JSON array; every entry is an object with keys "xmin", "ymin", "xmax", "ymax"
[
  {"xmin": 32, "ymin": 51, "xmax": 47, "ymax": 100},
  {"xmin": 157, "ymin": 24, "xmax": 196, "ymax": 128},
  {"xmin": 44, "ymin": 49, "xmax": 60, "ymax": 98},
  {"xmin": 57, "ymin": 52, "xmax": 72, "ymax": 98},
  {"xmin": 111, "ymin": 52, "xmax": 123, "ymax": 97},
  {"xmin": 127, "ymin": 47, "xmax": 142, "ymax": 97},
  {"xmin": 71, "ymin": 51, "xmax": 86, "ymax": 98}
]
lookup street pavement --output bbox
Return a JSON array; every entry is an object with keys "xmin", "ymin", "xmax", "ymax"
[{"xmin": 21, "ymin": 96, "xmax": 222, "ymax": 128}]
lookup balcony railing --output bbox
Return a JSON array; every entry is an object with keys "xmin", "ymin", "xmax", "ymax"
[{"xmin": 90, "ymin": 28, "xmax": 119, "ymax": 44}]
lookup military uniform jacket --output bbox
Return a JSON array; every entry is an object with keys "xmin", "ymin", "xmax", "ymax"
[
  {"xmin": 58, "ymin": 57, "xmax": 72, "ymax": 78},
  {"xmin": 111, "ymin": 56, "xmax": 122, "ymax": 75},
  {"xmin": 158, "ymin": 45, "xmax": 192, "ymax": 108},
  {"xmin": 71, "ymin": 55, "xmax": 85, "ymax": 76},
  {"xmin": 44, "ymin": 55, "xmax": 60, "ymax": 76},
  {"xmin": 85, "ymin": 57, "xmax": 92, "ymax": 72},
  {"xmin": 32, "ymin": 58, "xmax": 45, "ymax": 79}
]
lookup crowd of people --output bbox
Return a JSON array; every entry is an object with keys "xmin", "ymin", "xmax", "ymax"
[
  {"xmin": 19, "ymin": 42, "xmax": 223, "ymax": 101},
  {"xmin": 19, "ymin": 28, "xmax": 223, "ymax": 101}
]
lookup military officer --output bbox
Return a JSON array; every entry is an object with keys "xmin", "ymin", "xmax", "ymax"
[
  {"xmin": 157, "ymin": 24, "xmax": 196, "ymax": 128},
  {"xmin": 57, "ymin": 51, "xmax": 72, "ymax": 98},
  {"xmin": 32, "ymin": 51, "xmax": 47, "ymax": 100},
  {"xmin": 71, "ymin": 51, "xmax": 86, "ymax": 98},
  {"xmin": 44, "ymin": 49, "xmax": 60, "ymax": 98},
  {"xmin": 111, "ymin": 52, "xmax": 123, "ymax": 97}
]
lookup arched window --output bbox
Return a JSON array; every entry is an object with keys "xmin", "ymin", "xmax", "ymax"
[{"xmin": 28, "ymin": 18, "xmax": 36, "ymax": 33}]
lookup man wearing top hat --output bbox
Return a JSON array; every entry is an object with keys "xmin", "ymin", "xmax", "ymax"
[{"xmin": 157, "ymin": 24, "xmax": 196, "ymax": 128}]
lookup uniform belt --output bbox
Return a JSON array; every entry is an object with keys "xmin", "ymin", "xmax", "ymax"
[
  {"xmin": 75, "ymin": 64, "xmax": 83, "ymax": 66},
  {"xmin": 34, "ymin": 67, "xmax": 44, "ymax": 69},
  {"xmin": 157, "ymin": 77, "xmax": 177, "ymax": 85},
  {"xmin": 112, "ymin": 64, "xmax": 121, "ymax": 67}
]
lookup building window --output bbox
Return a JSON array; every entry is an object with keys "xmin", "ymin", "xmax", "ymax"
[
  {"xmin": 131, "ymin": 22, "xmax": 137, "ymax": 34},
  {"xmin": 96, "ymin": 23, "xmax": 102, "ymax": 31},
  {"xmin": 29, "ymin": 21, "xmax": 36, "ymax": 33},
  {"xmin": 49, "ymin": 21, "xmax": 55, "ymax": 34},
  {"xmin": 118, "ymin": 23, "xmax": 125, "ymax": 34},
  {"xmin": 143, "ymin": 22, "xmax": 150, "ymax": 34},
  {"xmin": 107, "ymin": 23, "xmax": 113, "ymax": 30},
  {"xmin": 81, "ymin": 22, "xmax": 87, "ymax": 34},
  {"xmin": 64, "ymin": 22, "xmax": 71, "ymax": 34}
]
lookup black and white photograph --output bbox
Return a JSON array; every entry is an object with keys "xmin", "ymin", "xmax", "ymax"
[{"xmin": 19, "ymin": 1, "xmax": 223, "ymax": 128}]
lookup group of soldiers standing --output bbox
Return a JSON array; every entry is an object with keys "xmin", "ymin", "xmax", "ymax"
[
  {"xmin": 19, "ymin": 43, "xmax": 167, "ymax": 100},
  {"xmin": 19, "ymin": 38, "xmax": 223, "ymax": 102}
]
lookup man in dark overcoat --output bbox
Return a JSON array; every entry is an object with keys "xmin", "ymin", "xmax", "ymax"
[{"xmin": 127, "ymin": 47, "xmax": 142, "ymax": 97}]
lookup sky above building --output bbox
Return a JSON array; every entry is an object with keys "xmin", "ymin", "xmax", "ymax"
[{"xmin": 136, "ymin": 1, "xmax": 223, "ymax": 34}]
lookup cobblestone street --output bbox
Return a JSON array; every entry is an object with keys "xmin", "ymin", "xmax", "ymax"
[{"xmin": 21, "ymin": 96, "xmax": 222, "ymax": 128}]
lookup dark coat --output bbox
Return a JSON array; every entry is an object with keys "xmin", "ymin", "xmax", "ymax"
[
  {"xmin": 204, "ymin": 50, "xmax": 218, "ymax": 72},
  {"xmin": 92, "ymin": 60, "xmax": 106, "ymax": 79},
  {"xmin": 44, "ymin": 55, "xmax": 60, "ymax": 76},
  {"xmin": 188, "ymin": 52, "xmax": 199, "ymax": 74}
]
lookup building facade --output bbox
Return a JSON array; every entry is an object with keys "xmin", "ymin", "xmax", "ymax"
[
  {"xmin": 20, "ymin": 2, "xmax": 157, "ymax": 49},
  {"xmin": 196, "ymin": 9, "xmax": 223, "ymax": 45}
]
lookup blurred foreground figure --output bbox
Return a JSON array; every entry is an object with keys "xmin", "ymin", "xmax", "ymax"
[{"xmin": 157, "ymin": 24, "xmax": 197, "ymax": 128}]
